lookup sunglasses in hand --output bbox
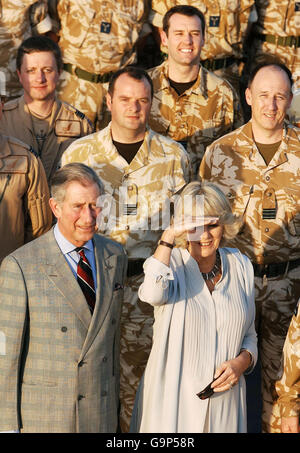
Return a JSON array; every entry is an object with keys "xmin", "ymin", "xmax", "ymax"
[{"xmin": 196, "ymin": 374, "xmax": 222, "ymax": 400}]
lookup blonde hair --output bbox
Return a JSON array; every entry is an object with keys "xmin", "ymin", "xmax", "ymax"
[{"xmin": 173, "ymin": 181, "xmax": 241, "ymax": 248}]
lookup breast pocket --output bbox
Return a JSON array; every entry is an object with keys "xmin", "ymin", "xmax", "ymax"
[
  {"xmin": 63, "ymin": 3, "xmax": 95, "ymax": 48},
  {"xmin": 100, "ymin": 2, "xmax": 145, "ymax": 64},
  {"xmin": 226, "ymin": 185, "xmax": 253, "ymax": 230}
]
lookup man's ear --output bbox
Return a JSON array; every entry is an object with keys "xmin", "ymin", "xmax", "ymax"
[
  {"xmin": 160, "ymin": 29, "xmax": 168, "ymax": 47},
  {"xmin": 200, "ymin": 33, "xmax": 205, "ymax": 48},
  {"xmin": 49, "ymin": 197, "xmax": 61, "ymax": 219},
  {"xmin": 106, "ymin": 92, "xmax": 112, "ymax": 112},
  {"xmin": 17, "ymin": 69, "xmax": 22, "ymax": 83},
  {"xmin": 287, "ymin": 92, "xmax": 293, "ymax": 109},
  {"xmin": 245, "ymin": 87, "xmax": 252, "ymax": 107}
]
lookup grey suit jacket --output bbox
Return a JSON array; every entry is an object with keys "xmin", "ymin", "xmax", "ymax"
[{"xmin": 0, "ymin": 229, "xmax": 127, "ymax": 432}]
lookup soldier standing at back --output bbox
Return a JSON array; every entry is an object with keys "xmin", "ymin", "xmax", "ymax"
[
  {"xmin": 0, "ymin": 36, "xmax": 92, "ymax": 185},
  {"xmin": 149, "ymin": 0, "xmax": 257, "ymax": 95},
  {"xmin": 48, "ymin": 0, "xmax": 149, "ymax": 130},
  {"xmin": 148, "ymin": 5, "xmax": 243, "ymax": 180},
  {"xmin": 0, "ymin": 0, "xmax": 52, "ymax": 100}
]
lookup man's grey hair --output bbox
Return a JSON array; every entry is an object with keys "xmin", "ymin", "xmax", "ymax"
[{"xmin": 51, "ymin": 163, "xmax": 105, "ymax": 203}]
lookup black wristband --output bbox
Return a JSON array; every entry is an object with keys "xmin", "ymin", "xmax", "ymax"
[{"xmin": 159, "ymin": 240, "xmax": 174, "ymax": 249}]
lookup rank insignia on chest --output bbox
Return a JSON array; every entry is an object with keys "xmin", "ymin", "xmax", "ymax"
[
  {"xmin": 262, "ymin": 208, "xmax": 276, "ymax": 219},
  {"xmin": 209, "ymin": 16, "xmax": 220, "ymax": 27},
  {"xmin": 123, "ymin": 204, "xmax": 137, "ymax": 215},
  {"xmin": 101, "ymin": 22, "xmax": 111, "ymax": 34}
]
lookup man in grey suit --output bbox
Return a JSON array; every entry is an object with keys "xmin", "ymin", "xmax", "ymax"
[{"xmin": 0, "ymin": 162, "xmax": 127, "ymax": 433}]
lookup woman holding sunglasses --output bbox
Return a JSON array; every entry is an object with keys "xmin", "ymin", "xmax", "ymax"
[{"xmin": 131, "ymin": 181, "xmax": 257, "ymax": 433}]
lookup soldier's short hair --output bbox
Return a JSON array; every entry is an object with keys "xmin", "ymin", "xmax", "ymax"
[
  {"xmin": 16, "ymin": 36, "xmax": 63, "ymax": 73},
  {"xmin": 51, "ymin": 163, "xmax": 105, "ymax": 204},
  {"xmin": 163, "ymin": 5, "xmax": 206, "ymax": 36},
  {"xmin": 108, "ymin": 66, "xmax": 153, "ymax": 99},
  {"xmin": 248, "ymin": 60, "xmax": 293, "ymax": 92},
  {"xmin": 173, "ymin": 181, "xmax": 241, "ymax": 249}
]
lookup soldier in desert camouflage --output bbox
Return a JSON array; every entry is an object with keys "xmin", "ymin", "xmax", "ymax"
[
  {"xmin": 149, "ymin": 0, "xmax": 257, "ymax": 93},
  {"xmin": 147, "ymin": 5, "xmax": 243, "ymax": 180},
  {"xmin": 0, "ymin": 36, "xmax": 92, "ymax": 184},
  {"xmin": 0, "ymin": 0, "xmax": 52, "ymax": 100},
  {"xmin": 199, "ymin": 62, "xmax": 300, "ymax": 433},
  {"xmin": 48, "ymin": 0, "xmax": 149, "ymax": 130},
  {"xmin": 250, "ymin": 0, "xmax": 300, "ymax": 89},
  {"xmin": 61, "ymin": 66, "xmax": 190, "ymax": 432},
  {"xmin": 275, "ymin": 300, "xmax": 300, "ymax": 433}
]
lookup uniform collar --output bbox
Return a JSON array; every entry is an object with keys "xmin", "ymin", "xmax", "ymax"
[
  {"xmin": 100, "ymin": 122, "xmax": 152, "ymax": 170},
  {"xmin": 238, "ymin": 120, "xmax": 290, "ymax": 167},
  {"xmin": 159, "ymin": 60, "xmax": 206, "ymax": 98}
]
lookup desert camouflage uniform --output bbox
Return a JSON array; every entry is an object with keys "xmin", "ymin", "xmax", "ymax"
[
  {"xmin": 48, "ymin": 0, "xmax": 149, "ymax": 129},
  {"xmin": 149, "ymin": 0, "xmax": 256, "ymax": 92},
  {"xmin": 0, "ymin": 134, "xmax": 52, "ymax": 264},
  {"xmin": 0, "ymin": 96, "xmax": 92, "ymax": 183},
  {"xmin": 275, "ymin": 301, "xmax": 300, "ymax": 426},
  {"xmin": 61, "ymin": 124, "xmax": 190, "ymax": 432},
  {"xmin": 148, "ymin": 60, "xmax": 243, "ymax": 180},
  {"xmin": 250, "ymin": 0, "xmax": 300, "ymax": 89},
  {"xmin": 0, "ymin": 0, "xmax": 52, "ymax": 99},
  {"xmin": 199, "ymin": 120, "xmax": 300, "ymax": 433}
]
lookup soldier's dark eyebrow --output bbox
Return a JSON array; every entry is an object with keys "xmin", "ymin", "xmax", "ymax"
[
  {"xmin": 173, "ymin": 28, "xmax": 201, "ymax": 33},
  {"xmin": 25, "ymin": 65, "xmax": 54, "ymax": 70}
]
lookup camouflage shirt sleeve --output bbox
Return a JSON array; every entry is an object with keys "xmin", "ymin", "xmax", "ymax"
[{"xmin": 275, "ymin": 303, "xmax": 300, "ymax": 418}]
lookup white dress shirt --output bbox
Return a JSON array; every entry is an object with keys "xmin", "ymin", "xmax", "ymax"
[{"xmin": 53, "ymin": 224, "xmax": 97, "ymax": 290}]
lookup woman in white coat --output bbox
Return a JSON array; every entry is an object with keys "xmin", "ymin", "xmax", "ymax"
[{"xmin": 131, "ymin": 181, "xmax": 258, "ymax": 433}]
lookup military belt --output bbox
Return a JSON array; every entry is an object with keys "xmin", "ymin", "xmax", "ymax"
[
  {"xmin": 201, "ymin": 56, "xmax": 237, "ymax": 71},
  {"xmin": 252, "ymin": 258, "xmax": 300, "ymax": 278},
  {"xmin": 256, "ymin": 33, "xmax": 300, "ymax": 48},
  {"xmin": 63, "ymin": 63, "xmax": 113, "ymax": 84},
  {"xmin": 127, "ymin": 259, "xmax": 145, "ymax": 278}
]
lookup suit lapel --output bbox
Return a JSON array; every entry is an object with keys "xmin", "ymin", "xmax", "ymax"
[{"xmin": 40, "ymin": 231, "xmax": 92, "ymax": 330}]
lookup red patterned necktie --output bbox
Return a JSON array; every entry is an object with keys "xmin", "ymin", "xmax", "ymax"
[{"xmin": 76, "ymin": 247, "xmax": 95, "ymax": 313}]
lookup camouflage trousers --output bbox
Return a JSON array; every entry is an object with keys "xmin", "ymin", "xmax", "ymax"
[
  {"xmin": 56, "ymin": 70, "xmax": 108, "ymax": 130},
  {"xmin": 254, "ymin": 264, "xmax": 300, "ymax": 433},
  {"xmin": 119, "ymin": 273, "xmax": 154, "ymax": 433}
]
